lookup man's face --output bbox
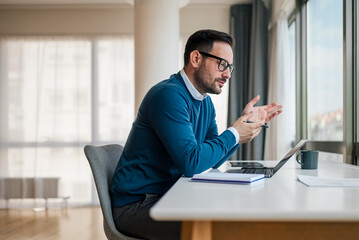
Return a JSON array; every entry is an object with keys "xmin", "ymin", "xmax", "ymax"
[{"xmin": 193, "ymin": 41, "xmax": 233, "ymax": 95}]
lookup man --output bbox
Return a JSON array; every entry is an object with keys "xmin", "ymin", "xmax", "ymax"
[{"xmin": 111, "ymin": 29, "xmax": 282, "ymax": 240}]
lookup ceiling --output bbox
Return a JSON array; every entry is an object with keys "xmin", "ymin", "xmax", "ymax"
[{"xmin": 0, "ymin": 0, "xmax": 252, "ymax": 6}]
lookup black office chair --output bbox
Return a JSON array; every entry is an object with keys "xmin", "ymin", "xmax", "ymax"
[{"xmin": 84, "ymin": 144, "xmax": 142, "ymax": 240}]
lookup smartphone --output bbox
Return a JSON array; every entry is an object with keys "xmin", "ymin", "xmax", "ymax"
[{"xmin": 229, "ymin": 162, "xmax": 265, "ymax": 168}]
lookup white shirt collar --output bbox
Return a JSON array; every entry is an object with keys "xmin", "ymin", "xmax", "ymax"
[{"xmin": 180, "ymin": 69, "xmax": 207, "ymax": 101}]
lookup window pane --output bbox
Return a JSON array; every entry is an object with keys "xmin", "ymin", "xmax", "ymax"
[
  {"xmin": 1, "ymin": 147, "xmax": 92, "ymax": 203},
  {"xmin": 307, "ymin": 0, "xmax": 343, "ymax": 141},
  {"xmin": 97, "ymin": 37, "xmax": 134, "ymax": 142},
  {"xmin": 0, "ymin": 39, "xmax": 92, "ymax": 143}
]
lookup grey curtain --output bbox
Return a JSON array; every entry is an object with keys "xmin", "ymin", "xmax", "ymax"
[{"xmin": 228, "ymin": 0, "xmax": 269, "ymax": 160}]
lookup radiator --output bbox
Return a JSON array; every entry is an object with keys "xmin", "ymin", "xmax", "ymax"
[{"xmin": 0, "ymin": 177, "xmax": 68, "ymax": 209}]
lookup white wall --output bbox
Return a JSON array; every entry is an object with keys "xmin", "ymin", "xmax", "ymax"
[
  {"xmin": 0, "ymin": 6, "xmax": 134, "ymax": 35},
  {"xmin": 0, "ymin": 4, "xmax": 231, "ymax": 36},
  {"xmin": 180, "ymin": 5, "xmax": 230, "ymax": 40}
]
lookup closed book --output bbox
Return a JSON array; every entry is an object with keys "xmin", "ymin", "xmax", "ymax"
[{"xmin": 191, "ymin": 172, "xmax": 264, "ymax": 184}]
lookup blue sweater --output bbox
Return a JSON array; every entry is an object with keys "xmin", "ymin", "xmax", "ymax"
[{"xmin": 110, "ymin": 72, "xmax": 239, "ymax": 207}]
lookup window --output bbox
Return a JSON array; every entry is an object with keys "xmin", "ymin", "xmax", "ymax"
[
  {"xmin": 0, "ymin": 36, "xmax": 134, "ymax": 206},
  {"xmin": 296, "ymin": 0, "xmax": 358, "ymax": 164},
  {"xmin": 307, "ymin": 0, "xmax": 343, "ymax": 141}
]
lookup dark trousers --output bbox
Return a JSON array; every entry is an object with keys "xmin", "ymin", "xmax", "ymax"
[{"xmin": 112, "ymin": 194, "xmax": 181, "ymax": 240}]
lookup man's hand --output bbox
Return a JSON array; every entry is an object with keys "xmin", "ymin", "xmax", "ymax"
[
  {"xmin": 242, "ymin": 95, "xmax": 283, "ymax": 123},
  {"xmin": 232, "ymin": 111, "xmax": 265, "ymax": 144}
]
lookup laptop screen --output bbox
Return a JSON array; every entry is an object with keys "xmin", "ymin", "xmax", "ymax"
[{"xmin": 273, "ymin": 139, "xmax": 307, "ymax": 172}]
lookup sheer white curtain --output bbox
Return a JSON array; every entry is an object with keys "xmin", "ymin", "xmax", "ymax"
[
  {"xmin": 0, "ymin": 36, "xmax": 134, "ymax": 208},
  {"xmin": 96, "ymin": 37, "xmax": 135, "ymax": 142},
  {"xmin": 264, "ymin": 11, "xmax": 296, "ymax": 160}
]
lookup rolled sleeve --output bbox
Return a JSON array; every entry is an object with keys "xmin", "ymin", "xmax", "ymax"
[{"xmin": 227, "ymin": 127, "xmax": 240, "ymax": 144}]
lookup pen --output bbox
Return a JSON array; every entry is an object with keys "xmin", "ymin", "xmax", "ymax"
[{"xmin": 245, "ymin": 120, "xmax": 269, "ymax": 128}]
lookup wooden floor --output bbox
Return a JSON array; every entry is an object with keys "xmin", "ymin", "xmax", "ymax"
[{"xmin": 0, "ymin": 207, "xmax": 107, "ymax": 240}]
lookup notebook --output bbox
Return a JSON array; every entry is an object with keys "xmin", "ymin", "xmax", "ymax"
[
  {"xmin": 225, "ymin": 139, "xmax": 307, "ymax": 178},
  {"xmin": 191, "ymin": 172, "xmax": 265, "ymax": 184}
]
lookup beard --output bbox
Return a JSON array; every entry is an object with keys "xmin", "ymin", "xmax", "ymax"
[{"xmin": 193, "ymin": 63, "xmax": 226, "ymax": 95}]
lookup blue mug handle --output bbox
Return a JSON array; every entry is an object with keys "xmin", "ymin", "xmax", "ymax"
[{"xmin": 296, "ymin": 152, "xmax": 304, "ymax": 166}]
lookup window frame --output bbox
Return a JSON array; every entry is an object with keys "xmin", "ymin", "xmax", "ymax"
[
  {"xmin": 343, "ymin": 0, "xmax": 357, "ymax": 164},
  {"xmin": 295, "ymin": 0, "xmax": 308, "ymax": 144}
]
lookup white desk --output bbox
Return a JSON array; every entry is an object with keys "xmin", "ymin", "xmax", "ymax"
[{"xmin": 150, "ymin": 158, "xmax": 359, "ymax": 240}]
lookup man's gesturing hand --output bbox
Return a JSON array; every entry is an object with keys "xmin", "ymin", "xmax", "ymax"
[
  {"xmin": 232, "ymin": 111, "xmax": 265, "ymax": 144},
  {"xmin": 242, "ymin": 95, "xmax": 283, "ymax": 124}
]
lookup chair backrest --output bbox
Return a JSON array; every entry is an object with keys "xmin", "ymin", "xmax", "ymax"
[{"xmin": 84, "ymin": 144, "xmax": 141, "ymax": 240}]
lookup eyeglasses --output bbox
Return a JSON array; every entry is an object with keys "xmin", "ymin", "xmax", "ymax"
[{"xmin": 198, "ymin": 51, "xmax": 234, "ymax": 74}]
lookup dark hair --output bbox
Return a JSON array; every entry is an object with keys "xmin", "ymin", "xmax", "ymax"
[{"xmin": 184, "ymin": 29, "xmax": 234, "ymax": 66}]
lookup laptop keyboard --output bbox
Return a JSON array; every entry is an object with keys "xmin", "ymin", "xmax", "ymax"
[{"xmin": 226, "ymin": 168, "xmax": 273, "ymax": 178}]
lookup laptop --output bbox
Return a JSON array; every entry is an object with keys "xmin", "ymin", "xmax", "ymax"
[{"xmin": 225, "ymin": 139, "xmax": 307, "ymax": 178}]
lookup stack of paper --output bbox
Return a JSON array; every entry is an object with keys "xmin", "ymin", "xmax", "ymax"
[
  {"xmin": 191, "ymin": 172, "xmax": 264, "ymax": 184},
  {"xmin": 297, "ymin": 174, "xmax": 359, "ymax": 187}
]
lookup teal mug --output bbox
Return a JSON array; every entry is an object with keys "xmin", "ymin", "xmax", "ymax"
[{"xmin": 296, "ymin": 150, "xmax": 319, "ymax": 169}]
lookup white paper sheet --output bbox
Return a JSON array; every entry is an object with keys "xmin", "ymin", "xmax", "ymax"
[{"xmin": 297, "ymin": 174, "xmax": 359, "ymax": 188}]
